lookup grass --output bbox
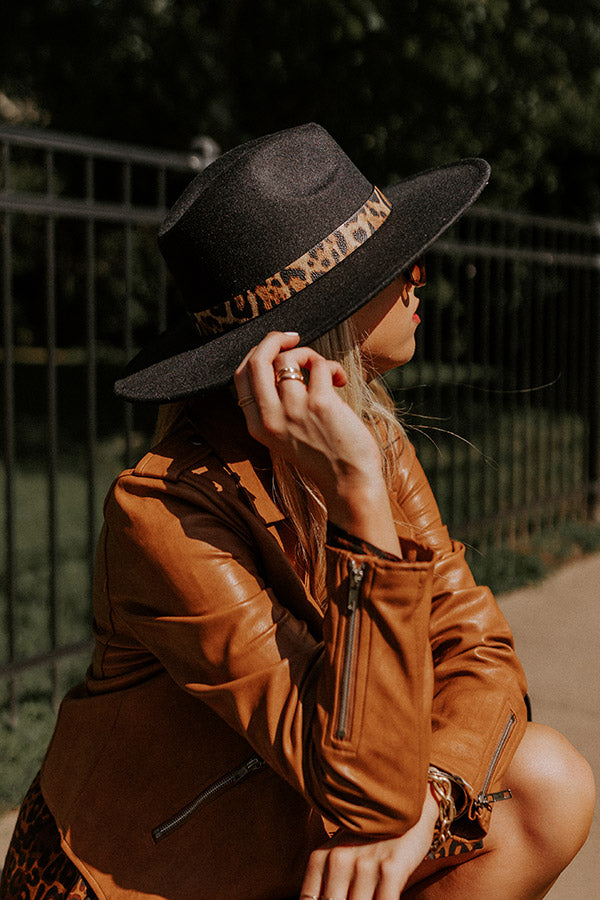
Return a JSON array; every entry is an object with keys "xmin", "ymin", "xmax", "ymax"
[
  {"xmin": 467, "ymin": 520, "xmax": 600, "ymax": 594},
  {"xmin": 0, "ymin": 437, "xmax": 128, "ymax": 814}
]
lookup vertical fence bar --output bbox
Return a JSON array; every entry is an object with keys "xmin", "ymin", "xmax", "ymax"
[
  {"xmin": 1, "ymin": 139, "xmax": 18, "ymax": 724},
  {"xmin": 508, "ymin": 253, "xmax": 521, "ymax": 544},
  {"xmin": 123, "ymin": 162, "xmax": 134, "ymax": 464},
  {"xmin": 480, "ymin": 251, "xmax": 493, "ymax": 554},
  {"xmin": 2, "ymin": 207, "xmax": 18, "ymax": 726},
  {"xmin": 532, "ymin": 233, "xmax": 545, "ymax": 536},
  {"xmin": 45, "ymin": 151, "xmax": 60, "ymax": 708},
  {"xmin": 85, "ymin": 157, "xmax": 97, "ymax": 605},
  {"xmin": 495, "ymin": 224, "xmax": 508, "ymax": 553},
  {"xmin": 547, "ymin": 228, "xmax": 559, "ymax": 527},
  {"xmin": 463, "ymin": 219, "xmax": 478, "ymax": 551},
  {"xmin": 588, "ymin": 254, "xmax": 600, "ymax": 519},
  {"xmin": 157, "ymin": 167, "xmax": 168, "ymax": 335},
  {"xmin": 574, "ymin": 236, "xmax": 590, "ymax": 517},
  {"xmin": 449, "ymin": 254, "xmax": 463, "ymax": 532}
]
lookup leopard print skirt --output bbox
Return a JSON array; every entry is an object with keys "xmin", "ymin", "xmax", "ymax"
[{"xmin": 0, "ymin": 773, "xmax": 97, "ymax": 900}]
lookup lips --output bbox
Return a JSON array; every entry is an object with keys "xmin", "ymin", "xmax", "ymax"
[{"xmin": 412, "ymin": 313, "xmax": 421, "ymax": 324}]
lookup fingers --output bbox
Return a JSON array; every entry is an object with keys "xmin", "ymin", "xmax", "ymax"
[
  {"xmin": 233, "ymin": 331, "xmax": 347, "ymax": 442},
  {"xmin": 300, "ymin": 831, "xmax": 421, "ymax": 900},
  {"xmin": 234, "ymin": 330, "xmax": 300, "ymax": 414},
  {"xmin": 300, "ymin": 846, "xmax": 354, "ymax": 900}
]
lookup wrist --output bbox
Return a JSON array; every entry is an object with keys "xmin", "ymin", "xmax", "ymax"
[{"xmin": 325, "ymin": 475, "xmax": 402, "ymax": 558}]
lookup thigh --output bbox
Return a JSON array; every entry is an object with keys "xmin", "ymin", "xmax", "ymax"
[
  {"xmin": 0, "ymin": 774, "xmax": 97, "ymax": 900},
  {"xmin": 405, "ymin": 722, "xmax": 595, "ymax": 898}
]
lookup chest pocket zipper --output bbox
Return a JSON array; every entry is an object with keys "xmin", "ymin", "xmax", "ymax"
[
  {"xmin": 152, "ymin": 755, "xmax": 265, "ymax": 843},
  {"xmin": 334, "ymin": 559, "xmax": 365, "ymax": 741}
]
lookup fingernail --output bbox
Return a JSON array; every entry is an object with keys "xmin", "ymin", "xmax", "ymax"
[{"xmin": 283, "ymin": 331, "xmax": 299, "ymax": 336}]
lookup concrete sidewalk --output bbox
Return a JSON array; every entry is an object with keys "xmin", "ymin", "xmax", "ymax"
[
  {"xmin": 1, "ymin": 553, "xmax": 598, "ymax": 894},
  {"xmin": 499, "ymin": 552, "xmax": 599, "ymax": 899}
]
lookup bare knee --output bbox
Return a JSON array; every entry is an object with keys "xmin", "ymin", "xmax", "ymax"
[{"xmin": 505, "ymin": 722, "xmax": 595, "ymax": 865}]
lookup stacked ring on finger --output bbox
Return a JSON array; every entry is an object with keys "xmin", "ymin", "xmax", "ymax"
[
  {"xmin": 237, "ymin": 394, "xmax": 256, "ymax": 408},
  {"xmin": 275, "ymin": 366, "xmax": 306, "ymax": 385}
]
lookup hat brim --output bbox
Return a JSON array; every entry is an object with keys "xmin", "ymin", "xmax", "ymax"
[{"xmin": 115, "ymin": 158, "xmax": 490, "ymax": 403}]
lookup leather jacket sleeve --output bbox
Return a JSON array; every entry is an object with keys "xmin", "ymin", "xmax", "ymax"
[
  {"xmin": 391, "ymin": 438, "xmax": 528, "ymax": 832},
  {"xmin": 103, "ymin": 456, "xmax": 436, "ymax": 836}
]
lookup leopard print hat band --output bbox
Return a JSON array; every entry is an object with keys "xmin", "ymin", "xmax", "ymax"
[{"xmin": 193, "ymin": 185, "xmax": 392, "ymax": 338}]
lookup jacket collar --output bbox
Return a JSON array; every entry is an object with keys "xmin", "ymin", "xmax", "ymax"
[{"xmin": 189, "ymin": 390, "xmax": 286, "ymax": 528}]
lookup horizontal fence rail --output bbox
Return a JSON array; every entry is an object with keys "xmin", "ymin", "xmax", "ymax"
[{"xmin": 1, "ymin": 125, "xmax": 600, "ymax": 727}]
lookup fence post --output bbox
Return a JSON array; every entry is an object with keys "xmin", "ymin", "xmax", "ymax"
[{"xmin": 588, "ymin": 247, "xmax": 600, "ymax": 521}]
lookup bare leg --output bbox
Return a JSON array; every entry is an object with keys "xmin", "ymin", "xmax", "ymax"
[{"xmin": 405, "ymin": 723, "xmax": 595, "ymax": 899}]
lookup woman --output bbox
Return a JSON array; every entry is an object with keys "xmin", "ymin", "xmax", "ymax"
[{"xmin": 1, "ymin": 123, "xmax": 594, "ymax": 900}]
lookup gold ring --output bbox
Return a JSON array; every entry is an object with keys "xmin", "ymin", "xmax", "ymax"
[
  {"xmin": 275, "ymin": 366, "xmax": 305, "ymax": 385},
  {"xmin": 237, "ymin": 395, "xmax": 255, "ymax": 408},
  {"xmin": 275, "ymin": 367, "xmax": 307, "ymax": 384},
  {"xmin": 277, "ymin": 371, "xmax": 305, "ymax": 384}
]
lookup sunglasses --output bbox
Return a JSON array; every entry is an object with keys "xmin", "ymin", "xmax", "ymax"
[{"xmin": 403, "ymin": 257, "xmax": 426, "ymax": 288}]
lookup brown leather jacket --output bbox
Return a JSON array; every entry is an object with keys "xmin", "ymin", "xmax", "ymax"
[{"xmin": 41, "ymin": 394, "xmax": 527, "ymax": 900}]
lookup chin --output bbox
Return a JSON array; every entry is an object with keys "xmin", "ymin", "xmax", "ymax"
[{"xmin": 382, "ymin": 347, "xmax": 416, "ymax": 373}]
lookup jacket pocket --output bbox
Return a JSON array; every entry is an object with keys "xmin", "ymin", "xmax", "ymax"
[
  {"xmin": 334, "ymin": 559, "xmax": 365, "ymax": 742},
  {"xmin": 152, "ymin": 755, "xmax": 265, "ymax": 843}
]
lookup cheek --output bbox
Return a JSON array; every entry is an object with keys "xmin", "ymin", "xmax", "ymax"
[
  {"xmin": 361, "ymin": 308, "xmax": 416, "ymax": 369},
  {"xmin": 377, "ymin": 305, "xmax": 415, "ymax": 348}
]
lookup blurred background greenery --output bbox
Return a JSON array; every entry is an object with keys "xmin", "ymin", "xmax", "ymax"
[{"xmin": 1, "ymin": 0, "xmax": 600, "ymax": 218}]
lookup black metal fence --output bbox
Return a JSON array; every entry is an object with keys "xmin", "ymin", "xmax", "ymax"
[
  {"xmin": 395, "ymin": 206, "xmax": 600, "ymax": 560},
  {"xmin": 0, "ymin": 126, "xmax": 204, "ymax": 721},
  {"xmin": 1, "ymin": 126, "xmax": 600, "ymax": 722}
]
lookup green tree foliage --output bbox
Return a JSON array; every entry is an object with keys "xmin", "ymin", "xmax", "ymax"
[{"xmin": 1, "ymin": 0, "xmax": 600, "ymax": 215}]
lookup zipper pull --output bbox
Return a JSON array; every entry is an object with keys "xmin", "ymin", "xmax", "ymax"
[
  {"xmin": 230, "ymin": 756, "xmax": 265, "ymax": 786},
  {"xmin": 485, "ymin": 788, "xmax": 512, "ymax": 804},
  {"xmin": 476, "ymin": 787, "xmax": 513, "ymax": 811},
  {"xmin": 243, "ymin": 756, "xmax": 265, "ymax": 775},
  {"xmin": 347, "ymin": 560, "xmax": 365, "ymax": 613}
]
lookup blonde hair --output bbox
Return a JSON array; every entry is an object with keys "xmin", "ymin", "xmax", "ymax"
[
  {"xmin": 272, "ymin": 318, "xmax": 402, "ymax": 604},
  {"xmin": 153, "ymin": 320, "xmax": 403, "ymax": 605}
]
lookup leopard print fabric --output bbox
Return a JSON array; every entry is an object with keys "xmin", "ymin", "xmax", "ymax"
[
  {"xmin": 0, "ymin": 773, "xmax": 96, "ymax": 900},
  {"xmin": 194, "ymin": 185, "xmax": 392, "ymax": 337},
  {"xmin": 428, "ymin": 834, "xmax": 484, "ymax": 860}
]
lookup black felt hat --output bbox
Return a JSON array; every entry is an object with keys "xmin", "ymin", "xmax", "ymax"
[{"xmin": 115, "ymin": 123, "xmax": 490, "ymax": 402}]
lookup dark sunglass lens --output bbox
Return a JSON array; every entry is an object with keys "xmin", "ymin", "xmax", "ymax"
[{"xmin": 405, "ymin": 258, "xmax": 426, "ymax": 287}]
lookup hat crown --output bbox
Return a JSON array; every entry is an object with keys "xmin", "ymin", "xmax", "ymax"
[{"xmin": 158, "ymin": 123, "xmax": 371, "ymax": 310}]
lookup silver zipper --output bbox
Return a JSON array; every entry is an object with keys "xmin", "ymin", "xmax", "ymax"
[
  {"xmin": 152, "ymin": 755, "xmax": 265, "ymax": 843},
  {"xmin": 474, "ymin": 713, "xmax": 516, "ymax": 811},
  {"xmin": 335, "ymin": 559, "xmax": 365, "ymax": 740}
]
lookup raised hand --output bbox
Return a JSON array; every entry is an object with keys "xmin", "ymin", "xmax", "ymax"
[{"xmin": 234, "ymin": 331, "xmax": 401, "ymax": 556}]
